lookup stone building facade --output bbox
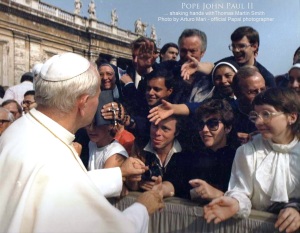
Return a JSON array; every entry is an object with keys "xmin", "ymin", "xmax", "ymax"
[{"xmin": 0, "ymin": 0, "xmax": 139, "ymax": 87}]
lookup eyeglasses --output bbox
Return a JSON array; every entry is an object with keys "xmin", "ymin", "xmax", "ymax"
[
  {"xmin": 248, "ymin": 110, "xmax": 283, "ymax": 123},
  {"xmin": 22, "ymin": 100, "xmax": 35, "ymax": 106},
  {"xmin": 198, "ymin": 118, "xmax": 222, "ymax": 131},
  {"xmin": 228, "ymin": 43, "xmax": 252, "ymax": 51},
  {"xmin": 0, "ymin": 119, "xmax": 10, "ymax": 125}
]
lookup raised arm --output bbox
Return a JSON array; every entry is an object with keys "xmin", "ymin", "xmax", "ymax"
[
  {"xmin": 181, "ymin": 54, "xmax": 214, "ymax": 80},
  {"xmin": 148, "ymin": 100, "xmax": 190, "ymax": 125}
]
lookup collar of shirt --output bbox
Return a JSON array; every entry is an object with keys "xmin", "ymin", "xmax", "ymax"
[
  {"xmin": 29, "ymin": 108, "xmax": 75, "ymax": 147},
  {"xmin": 143, "ymin": 139, "xmax": 182, "ymax": 167}
]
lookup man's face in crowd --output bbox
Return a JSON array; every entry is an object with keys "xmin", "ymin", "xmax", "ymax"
[
  {"xmin": 22, "ymin": 95, "xmax": 37, "ymax": 113},
  {"xmin": 0, "ymin": 111, "xmax": 11, "ymax": 136},
  {"xmin": 146, "ymin": 77, "xmax": 173, "ymax": 107},
  {"xmin": 236, "ymin": 73, "xmax": 266, "ymax": 106},
  {"xmin": 179, "ymin": 36, "xmax": 204, "ymax": 63},
  {"xmin": 161, "ymin": 47, "xmax": 178, "ymax": 62},
  {"xmin": 150, "ymin": 117, "xmax": 177, "ymax": 151},
  {"xmin": 3, "ymin": 102, "xmax": 21, "ymax": 119},
  {"xmin": 132, "ymin": 40, "xmax": 157, "ymax": 75},
  {"xmin": 231, "ymin": 36, "xmax": 258, "ymax": 66}
]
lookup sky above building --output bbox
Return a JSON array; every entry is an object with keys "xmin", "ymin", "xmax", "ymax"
[{"xmin": 43, "ymin": 0, "xmax": 300, "ymax": 76}]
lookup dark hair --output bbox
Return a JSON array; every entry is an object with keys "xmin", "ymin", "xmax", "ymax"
[
  {"xmin": 232, "ymin": 65, "xmax": 261, "ymax": 92},
  {"xmin": 231, "ymin": 26, "xmax": 259, "ymax": 53},
  {"xmin": 178, "ymin": 29, "xmax": 207, "ymax": 52},
  {"xmin": 195, "ymin": 99, "xmax": 234, "ymax": 129},
  {"xmin": 2, "ymin": 99, "xmax": 22, "ymax": 115},
  {"xmin": 24, "ymin": 90, "xmax": 35, "ymax": 97},
  {"xmin": 151, "ymin": 114, "xmax": 182, "ymax": 137},
  {"xmin": 95, "ymin": 57, "xmax": 109, "ymax": 68},
  {"xmin": 293, "ymin": 46, "xmax": 300, "ymax": 58},
  {"xmin": 195, "ymin": 98, "xmax": 239, "ymax": 149},
  {"xmin": 20, "ymin": 72, "xmax": 34, "ymax": 83},
  {"xmin": 252, "ymin": 87, "xmax": 300, "ymax": 139},
  {"xmin": 159, "ymin": 42, "xmax": 178, "ymax": 62},
  {"xmin": 145, "ymin": 67, "xmax": 175, "ymax": 90},
  {"xmin": 131, "ymin": 36, "xmax": 157, "ymax": 53},
  {"xmin": 195, "ymin": 99, "xmax": 239, "ymax": 149},
  {"xmin": 0, "ymin": 85, "xmax": 5, "ymax": 98}
]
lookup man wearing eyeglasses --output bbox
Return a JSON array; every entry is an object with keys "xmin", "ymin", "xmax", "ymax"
[
  {"xmin": 0, "ymin": 107, "xmax": 14, "ymax": 136},
  {"xmin": 231, "ymin": 65, "xmax": 266, "ymax": 143},
  {"xmin": 21, "ymin": 90, "xmax": 37, "ymax": 114},
  {"xmin": 216, "ymin": 26, "xmax": 275, "ymax": 88}
]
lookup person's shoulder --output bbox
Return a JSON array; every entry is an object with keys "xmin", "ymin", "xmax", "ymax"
[
  {"xmin": 237, "ymin": 134, "xmax": 263, "ymax": 152},
  {"xmin": 214, "ymin": 56, "xmax": 236, "ymax": 65},
  {"xmin": 157, "ymin": 60, "xmax": 179, "ymax": 71},
  {"xmin": 254, "ymin": 60, "xmax": 274, "ymax": 76},
  {"xmin": 109, "ymin": 140, "xmax": 128, "ymax": 156}
]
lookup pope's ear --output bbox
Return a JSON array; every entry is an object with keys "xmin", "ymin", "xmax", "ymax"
[{"xmin": 77, "ymin": 94, "xmax": 89, "ymax": 112}]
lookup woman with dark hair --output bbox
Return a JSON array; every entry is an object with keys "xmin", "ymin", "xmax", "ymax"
[
  {"xmin": 165, "ymin": 98, "xmax": 239, "ymax": 201},
  {"xmin": 204, "ymin": 87, "xmax": 300, "ymax": 233}
]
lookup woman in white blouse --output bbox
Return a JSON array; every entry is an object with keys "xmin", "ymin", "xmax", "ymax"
[{"xmin": 204, "ymin": 87, "xmax": 300, "ymax": 233}]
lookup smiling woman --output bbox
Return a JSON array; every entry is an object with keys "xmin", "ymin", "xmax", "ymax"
[
  {"xmin": 158, "ymin": 99, "xmax": 239, "ymax": 202},
  {"xmin": 204, "ymin": 87, "xmax": 300, "ymax": 233}
]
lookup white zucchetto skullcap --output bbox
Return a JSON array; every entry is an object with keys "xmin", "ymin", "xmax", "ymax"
[
  {"xmin": 32, "ymin": 63, "xmax": 43, "ymax": 76},
  {"xmin": 40, "ymin": 53, "xmax": 90, "ymax": 82}
]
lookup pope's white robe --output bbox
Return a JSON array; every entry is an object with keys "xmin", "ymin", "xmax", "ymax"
[{"xmin": 0, "ymin": 109, "xmax": 148, "ymax": 233}]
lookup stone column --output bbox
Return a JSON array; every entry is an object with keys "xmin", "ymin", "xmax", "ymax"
[
  {"xmin": 29, "ymin": 35, "xmax": 42, "ymax": 70},
  {"xmin": 0, "ymin": 40, "xmax": 10, "ymax": 86},
  {"xmin": 13, "ymin": 31, "xmax": 29, "ymax": 84}
]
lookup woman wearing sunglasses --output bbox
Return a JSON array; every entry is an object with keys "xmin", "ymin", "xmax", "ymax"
[
  {"xmin": 165, "ymin": 98, "xmax": 239, "ymax": 201},
  {"xmin": 204, "ymin": 87, "xmax": 300, "ymax": 233}
]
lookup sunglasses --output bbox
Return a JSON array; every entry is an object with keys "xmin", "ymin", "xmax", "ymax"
[{"xmin": 198, "ymin": 118, "xmax": 222, "ymax": 131}]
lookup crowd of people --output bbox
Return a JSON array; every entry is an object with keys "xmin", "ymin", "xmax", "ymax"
[{"xmin": 0, "ymin": 25, "xmax": 300, "ymax": 233}]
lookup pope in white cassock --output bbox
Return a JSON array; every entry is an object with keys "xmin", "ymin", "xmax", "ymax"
[{"xmin": 0, "ymin": 53, "xmax": 164, "ymax": 233}]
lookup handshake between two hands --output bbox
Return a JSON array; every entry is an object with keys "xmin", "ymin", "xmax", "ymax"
[{"xmin": 120, "ymin": 157, "xmax": 165, "ymax": 215}]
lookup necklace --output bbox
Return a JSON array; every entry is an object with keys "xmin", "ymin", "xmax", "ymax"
[{"xmin": 29, "ymin": 111, "xmax": 87, "ymax": 172}]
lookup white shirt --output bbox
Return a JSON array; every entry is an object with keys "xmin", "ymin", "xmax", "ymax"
[
  {"xmin": 0, "ymin": 108, "xmax": 148, "ymax": 233},
  {"xmin": 3, "ymin": 81, "xmax": 33, "ymax": 104},
  {"xmin": 88, "ymin": 140, "xmax": 128, "ymax": 170},
  {"xmin": 226, "ymin": 134, "xmax": 300, "ymax": 218},
  {"xmin": 144, "ymin": 139, "xmax": 182, "ymax": 167}
]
